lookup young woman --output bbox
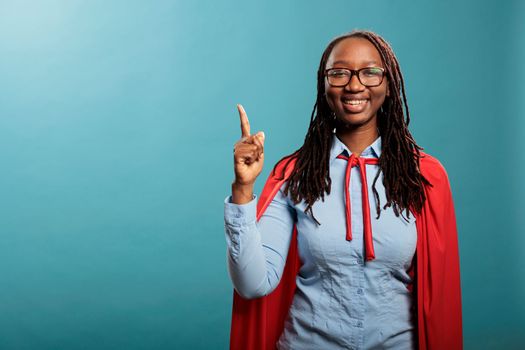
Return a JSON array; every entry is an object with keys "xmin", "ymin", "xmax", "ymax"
[{"xmin": 224, "ymin": 30, "xmax": 462, "ymax": 350}]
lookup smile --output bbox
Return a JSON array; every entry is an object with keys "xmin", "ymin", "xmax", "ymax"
[{"xmin": 342, "ymin": 99, "xmax": 368, "ymax": 105}]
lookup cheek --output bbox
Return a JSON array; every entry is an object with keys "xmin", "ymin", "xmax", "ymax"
[
  {"xmin": 324, "ymin": 88, "xmax": 339, "ymax": 110},
  {"xmin": 324, "ymin": 79, "xmax": 331, "ymax": 95},
  {"xmin": 371, "ymin": 87, "xmax": 387, "ymax": 107},
  {"xmin": 375, "ymin": 94, "xmax": 387, "ymax": 107}
]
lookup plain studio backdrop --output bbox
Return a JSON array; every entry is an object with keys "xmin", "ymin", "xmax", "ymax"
[{"xmin": 0, "ymin": 0, "xmax": 523, "ymax": 349}]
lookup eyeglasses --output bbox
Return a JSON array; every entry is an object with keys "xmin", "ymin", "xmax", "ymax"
[{"xmin": 325, "ymin": 67, "xmax": 386, "ymax": 87}]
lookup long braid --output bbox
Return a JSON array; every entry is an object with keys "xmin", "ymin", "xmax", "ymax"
[{"xmin": 273, "ymin": 30, "xmax": 430, "ymax": 223}]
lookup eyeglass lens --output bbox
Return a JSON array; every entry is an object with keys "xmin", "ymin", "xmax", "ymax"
[{"xmin": 327, "ymin": 68, "xmax": 383, "ymax": 87}]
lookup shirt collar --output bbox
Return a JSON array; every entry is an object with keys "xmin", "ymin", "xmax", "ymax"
[{"xmin": 329, "ymin": 134, "xmax": 382, "ymax": 165}]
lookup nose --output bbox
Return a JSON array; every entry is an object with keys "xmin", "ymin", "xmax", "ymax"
[{"xmin": 345, "ymin": 73, "xmax": 365, "ymax": 92}]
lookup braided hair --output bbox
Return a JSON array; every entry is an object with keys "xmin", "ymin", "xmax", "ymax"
[{"xmin": 274, "ymin": 30, "xmax": 430, "ymax": 223}]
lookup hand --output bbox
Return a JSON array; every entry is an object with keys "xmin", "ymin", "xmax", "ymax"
[{"xmin": 232, "ymin": 104, "xmax": 265, "ymax": 203}]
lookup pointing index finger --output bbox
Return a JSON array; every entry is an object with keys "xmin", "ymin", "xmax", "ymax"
[{"xmin": 237, "ymin": 104, "xmax": 250, "ymax": 138}]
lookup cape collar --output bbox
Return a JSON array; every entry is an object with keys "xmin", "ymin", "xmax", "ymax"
[{"xmin": 329, "ymin": 134, "xmax": 382, "ymax": 166}]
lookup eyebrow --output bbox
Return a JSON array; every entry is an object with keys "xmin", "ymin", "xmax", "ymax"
[{"xmin": 331, "ymin": 60, "xmax": 379, "ymax": 66}]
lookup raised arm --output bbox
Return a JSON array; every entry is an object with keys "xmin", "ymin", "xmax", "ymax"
[{"xmin": 224, "ymin": 105, "xmax": 295, "ymax": 299}]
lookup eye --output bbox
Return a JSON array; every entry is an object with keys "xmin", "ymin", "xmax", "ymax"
[
  {"xmin": 329, "ymin": 69, "xmax": 349, "ymax": 77},
  {"xmin": 362, "ymin": 68, "xmax": 383, "ymax": 77}
]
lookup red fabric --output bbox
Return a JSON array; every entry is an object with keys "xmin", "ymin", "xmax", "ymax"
[
  {"xmin": 229, "ymin": 153, "xmax": 462, "ymax": 350},
  {"xmin": 336, "ymin": 154, "xmax": 379, "ymax": 260}
]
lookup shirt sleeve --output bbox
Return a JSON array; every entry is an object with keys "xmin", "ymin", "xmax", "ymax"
[{"xmin": 224, "ymin": 186, "xmax": 296, "ymax": 299}]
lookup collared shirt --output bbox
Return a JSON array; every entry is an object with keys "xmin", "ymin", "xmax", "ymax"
[{"xmin": 224, "ymin": 135, "xmax": 417, "ymax": 350}]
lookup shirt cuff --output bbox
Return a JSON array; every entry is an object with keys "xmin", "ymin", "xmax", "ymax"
[{"xmin": 224, "ymin": 195, "xmax": 257, "ymax": 226}]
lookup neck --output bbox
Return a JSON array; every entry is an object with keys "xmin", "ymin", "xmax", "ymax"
[{"xmin": 336, "ymin": 121, "xmax": 379, "ymax": 157}]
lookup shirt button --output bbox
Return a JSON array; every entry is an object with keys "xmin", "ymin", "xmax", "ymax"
[
  {"xmin": 357, "ymin": 288, "xmax": 363, "ymax": 295},
  {"xmin": 357, "ymin": 321, "xmax": 363, "ymax": 328}
]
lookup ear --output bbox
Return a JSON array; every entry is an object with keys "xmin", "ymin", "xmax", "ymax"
[{"xmin": 386, "ymin": 84, "xmax": 390, "ymax": 97}]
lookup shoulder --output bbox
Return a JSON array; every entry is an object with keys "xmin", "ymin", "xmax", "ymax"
[
  {"xmin": 258, "ymin": 154, "xmax": 298, "ymax": 218},
  {"xmin": 419, "ymin": 151, "xmax": 451, "ymax": 190},
  {"xmin": 270, "ymin": 154, "xmax": 298, "ymax": 181},
  {"xmin": 260, "ymin": 154, "xmax": 297, "ymax": 196}
]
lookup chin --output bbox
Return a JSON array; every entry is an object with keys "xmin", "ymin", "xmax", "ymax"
[{"xmin": 337, "ymin": 112, "xmax": 375, "ymax": 128}]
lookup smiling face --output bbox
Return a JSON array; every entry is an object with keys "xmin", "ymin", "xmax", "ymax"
[{"xmin": 324, "ymin": 37, "xmax": 389, "ymax": 129}]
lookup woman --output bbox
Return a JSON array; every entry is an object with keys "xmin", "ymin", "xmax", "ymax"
[{"xmin": 224, "ymin": 30, "xmax": 462, "ymax": 350}]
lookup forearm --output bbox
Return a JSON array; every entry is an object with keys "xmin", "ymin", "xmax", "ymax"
[
  {"xmin": 225, "ymin": 225, "xmax": 274, "ymax": 299},
  {"xmin": 224, "ymin": 193, "xmax": 293, "ymax": 299}
]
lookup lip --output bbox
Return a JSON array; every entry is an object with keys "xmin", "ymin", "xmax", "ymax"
[{"xmin": 341, "ymin": 98, "xmax": 369, "ymax": 113}]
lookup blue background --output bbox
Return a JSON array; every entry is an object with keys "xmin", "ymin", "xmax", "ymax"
[{"xmin": 0, "ymin": 0, "xmax": 523, "ymax": 349}]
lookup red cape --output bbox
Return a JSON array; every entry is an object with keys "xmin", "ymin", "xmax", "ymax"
[{"xmin": 229, "ymin": 153, "xmax": 462, "ymax": 350}]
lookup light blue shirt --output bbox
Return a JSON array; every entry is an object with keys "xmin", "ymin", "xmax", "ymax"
[{"xmin": 224, "ymin": 135, "xmax": 417, "ymax": 350}]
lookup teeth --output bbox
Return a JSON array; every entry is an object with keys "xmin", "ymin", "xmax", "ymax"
[{"xmin": 343, "ymin": 99, "xmax": 367, "ymax": 105}]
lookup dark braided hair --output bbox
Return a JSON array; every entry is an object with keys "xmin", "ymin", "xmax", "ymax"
[{"xmin": 274, "ymin": 30, "xmax": 431, "ymax": 223}]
